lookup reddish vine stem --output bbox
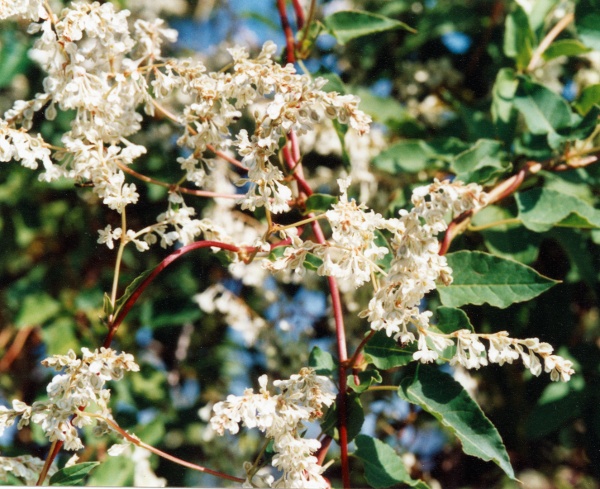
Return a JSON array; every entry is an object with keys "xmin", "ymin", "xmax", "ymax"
[
  {"xmin": 291, "ymin": 0, "xmax": 306, "ymax": 30},
  {"xmin": 281, "ymin": 131, "xmax": 351, "ymax": 487},
  {"xmin": 104, "ymin": 240, "xmax": 245, "ymax": 347},
  {"xmin": 316, "ymin": 435, "xmax": 333, "ymax": 465},
  {"xmin": 38, "ymin": 241, "xmax": 251, "ymax": 485},
  {"xmin": 439, "ymin": 161, "xmax": 537, "ymax": 255},
  {"xmin": 277, "ymin": 0, "xmax": 296, "ymax": 63},
  {"xmin": 117, "ymin": 162, "xmax": 238, "ymax": 200}
]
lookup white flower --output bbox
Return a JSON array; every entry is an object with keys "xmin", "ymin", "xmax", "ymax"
[
  {"xmin": 97, "ymin": 225, "xmax": 122, "ymax": 250},
  {"xmin": 210, "ymin": 369, "xmax": 335, "ymax": 488},
  {"xmin": 0, "ymin": 0, "xmax": 46, "ymax": 21},
  {"xmin": 361, "ymin": 180, "xmax": 487, "ymax": 341},
  {"xmin": 0, "ymin": 348, "xmax": 139, "ymax": 451},
  {"xmin": 0, "ymin": 455, "xmax": 56, "ymax": 485}
]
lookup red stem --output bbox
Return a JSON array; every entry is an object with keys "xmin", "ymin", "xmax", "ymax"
[
  {"xmin": 277, "ymin": 0, "xmax": 296, "ymax": 64},
  {"xmin": 291, "ymin": 0, "xmax": 306, "ymax": 30},
  {"xmin": 104, "ymin": 241, "xmax": 244, "ymax": 348},
  {"xmin": 282, "ymin": 129, "xmax": 351, "ymax": 486}
]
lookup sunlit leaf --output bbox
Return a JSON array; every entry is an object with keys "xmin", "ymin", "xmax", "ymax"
[
  {"xmin": 49, "ymin": 462, "xmax": 99, "ymax": 486},
  {"xmin": 323, "ymin": 10, "xmax": 415, "ymax": 45},
  {"xmin": 573, "ymin": 84, "xmax": 600, "ymax": 115},
  {"xmin": 309, "ymin": 346, "xmax": 337, "ymax": 376},
  {"xmin": 504, "ymin": 5, "xmax": 534, "ymax": 70},
  {"xmin": 576, "ymin": 0, "xmax": 600, "ymax": 50},
  {"xmin": 304, "ymin": 193, "xmax": 338, "ymax": 214},
  {"xmin": 542, "ymin": 39, "xmax": 591, "ymax": 60},
  {"xmin": 513, "ymin": 76, "xmax": 573, "ymax": 135},
  {"xmin": 364, "ymin": 331, "xmax": 416, "ymax": 369},
  {"xmin": 451, "ymin": 139, "xmax": 511, "ymax": 183},
  {"xmin": 438, "ymin": 251, "xmax": 559, "ymax": 308},
  {"xmin": 516, "ymin": 187, "xmax": 600, "ymax": 232}
]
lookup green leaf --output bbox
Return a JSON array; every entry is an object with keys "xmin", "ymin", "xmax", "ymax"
[
  {"xmin": 372, "ymin": 138, "xmax": 468, "ymax": 175},
  {"xmin": 542, "ymin": 39, "xmax": 591, "ymax": 61},
  {"xmin": 451, "ymin": 139, "xmax": 511, "ymax": 184},
  {"xmin": 304, "ymin": 193, "xmax": 338, "ymax": 214},
  {"xmin": 103, "ymin": 292, "xmax": 114, "ymax": 320},
  {"xmin": 504, "ymin": 5, "xmax": 534, "ymax": 70},
  {"xmin": 513, "ymin": 76, "xmax": 573, "ymax": 135},
  {"xmin": 438, "ymin": 251, "xmax": 559, "ymax": 308},
  {"xmin": 574, "ymin": 84, "xmax": 600, "ymax": 115},
  {"xmin": 87, "ymin": 456, "xmax": 135, "ymax": 486},
  {"xmin": 364, "ymin": 331, "xmax": 416, "ymax": 369},
  {"xmin": 549, "ymin": 228, "xmax": 597, "ymax": 285},
  {"xmin": 49, "ymin": 462, "xmax": 100, "ymax": 486},
  {"xmin": 398, "ymin": 365, "xmax": 515, "ymax": 480},
  {"xmin": 112, "ymin": 267, "xmax": 155, "ymax": 322},
  {"xmin": 354, "ymin": 435, "xmax": 430, "ymax": 489},
  {"xmin": 42, "ymin": 318, "xmax": 79, "ymax": 356},
  {"xmin": 491, "ymin": 68, "xmax": 519, "ymax": 145},
  {"xmin": 352, "ymin": 87, "xmax": 412, "ymax": 126},
  {"xmin": 471, "ymin": 205, "xmax": 541, "ymax": 264},
  {"xmin": 525, "ymin": 0, "xmax": 559, "ymax": 36},
  {"xmin": 576, "ymin": 0, "xmax": 600, "ymax": 50},
  {"xmin": 347, "ymin": 369, "xmax": 382, "ymax": 393},
  {"xmin": 315, "ymin": 69, "xmax": 346, "ymax": 95},
  {"xmin": 549, "ymin": 105, "xmax": 600, "ymax": 149},
  {"xmin": 373, "ymin": 140, "xmax": 434, "ymax": 174},
  {"xmin": 516, "ymin": 187, "xmax": 600, "ymax": 232},
  {"xmin": 15, "ymin": 292, "xmax": 61, "ymax": 328},
  {"xmin": 309, "ymin": 346, "xmax": 337, "ymax": 376},
  {"xmin": 303, "ymin": 253, "xmax": 324, "ymax": 271},
  {"xmin": 435, "ymin": 307, "xmax": 474, "ymax": 334},
  {"xmin": 321, "ymin": 393, "xmax": 364, "ymax": 442},
  {"xmin": 323, "ymin": 10, "xmax": 415, "ymax": 45}
]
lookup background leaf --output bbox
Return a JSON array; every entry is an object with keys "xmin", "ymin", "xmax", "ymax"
[{"xmin": 323, "ymin": 10, "xmax": 415, "ymax": 45}]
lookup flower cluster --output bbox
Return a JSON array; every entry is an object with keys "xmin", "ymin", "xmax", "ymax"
[
  {"xmin": 359, "ymin": 179, "xmax": 487, "ymax": 339},
  {"xmin": 210, "ymin": 368, "xmax": 336, "ymax": 488},
  {"xmin": 265, "ymin": 177, "xmax": 397, "ymax": 288},
  {"xmin": 0, "ymin": 347, "xmax": 139, "ymax": 451},
  {"xmin": 0, "ymin": 455, "xmax": 56, "ymax": 485},
  {"xmin": 2, "ymin": 0, "xmax": 371, "ymax": 255},
  {"xmin": 414, "ymin": 329, "xmax": 575, "ymax": 382}
]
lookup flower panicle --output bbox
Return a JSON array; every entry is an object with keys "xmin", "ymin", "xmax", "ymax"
[
  {"xmin": 0, "ymin": 347, "xmax": 139, "ymax": 451},
  {"xmin": 209, "ymin": 368, "xmax": 336, "ymax": 488},
  {"xmin": 412, "ymin": 329, "xmax": 575, "ymax": 382}
]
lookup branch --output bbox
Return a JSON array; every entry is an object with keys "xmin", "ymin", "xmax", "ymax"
[
  {"xmin": 277, "ymin": 0, "xmax": 296, "ymax": 64},
  {"xmin": 104, "ymin": 240, "xmax": 247, "ymax": 347}
]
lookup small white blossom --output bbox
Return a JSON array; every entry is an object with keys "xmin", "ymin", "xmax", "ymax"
[
  {"xmin": 210, "ymin": 368, "xmax": 335, "ymax": 488},
  {"xmin": 0, "ymin": 455, "xmax": 56, "ymax": 485},
  {"xmin": 0, "ymin": 348, "xmax": 139, "ymax": 451}
]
